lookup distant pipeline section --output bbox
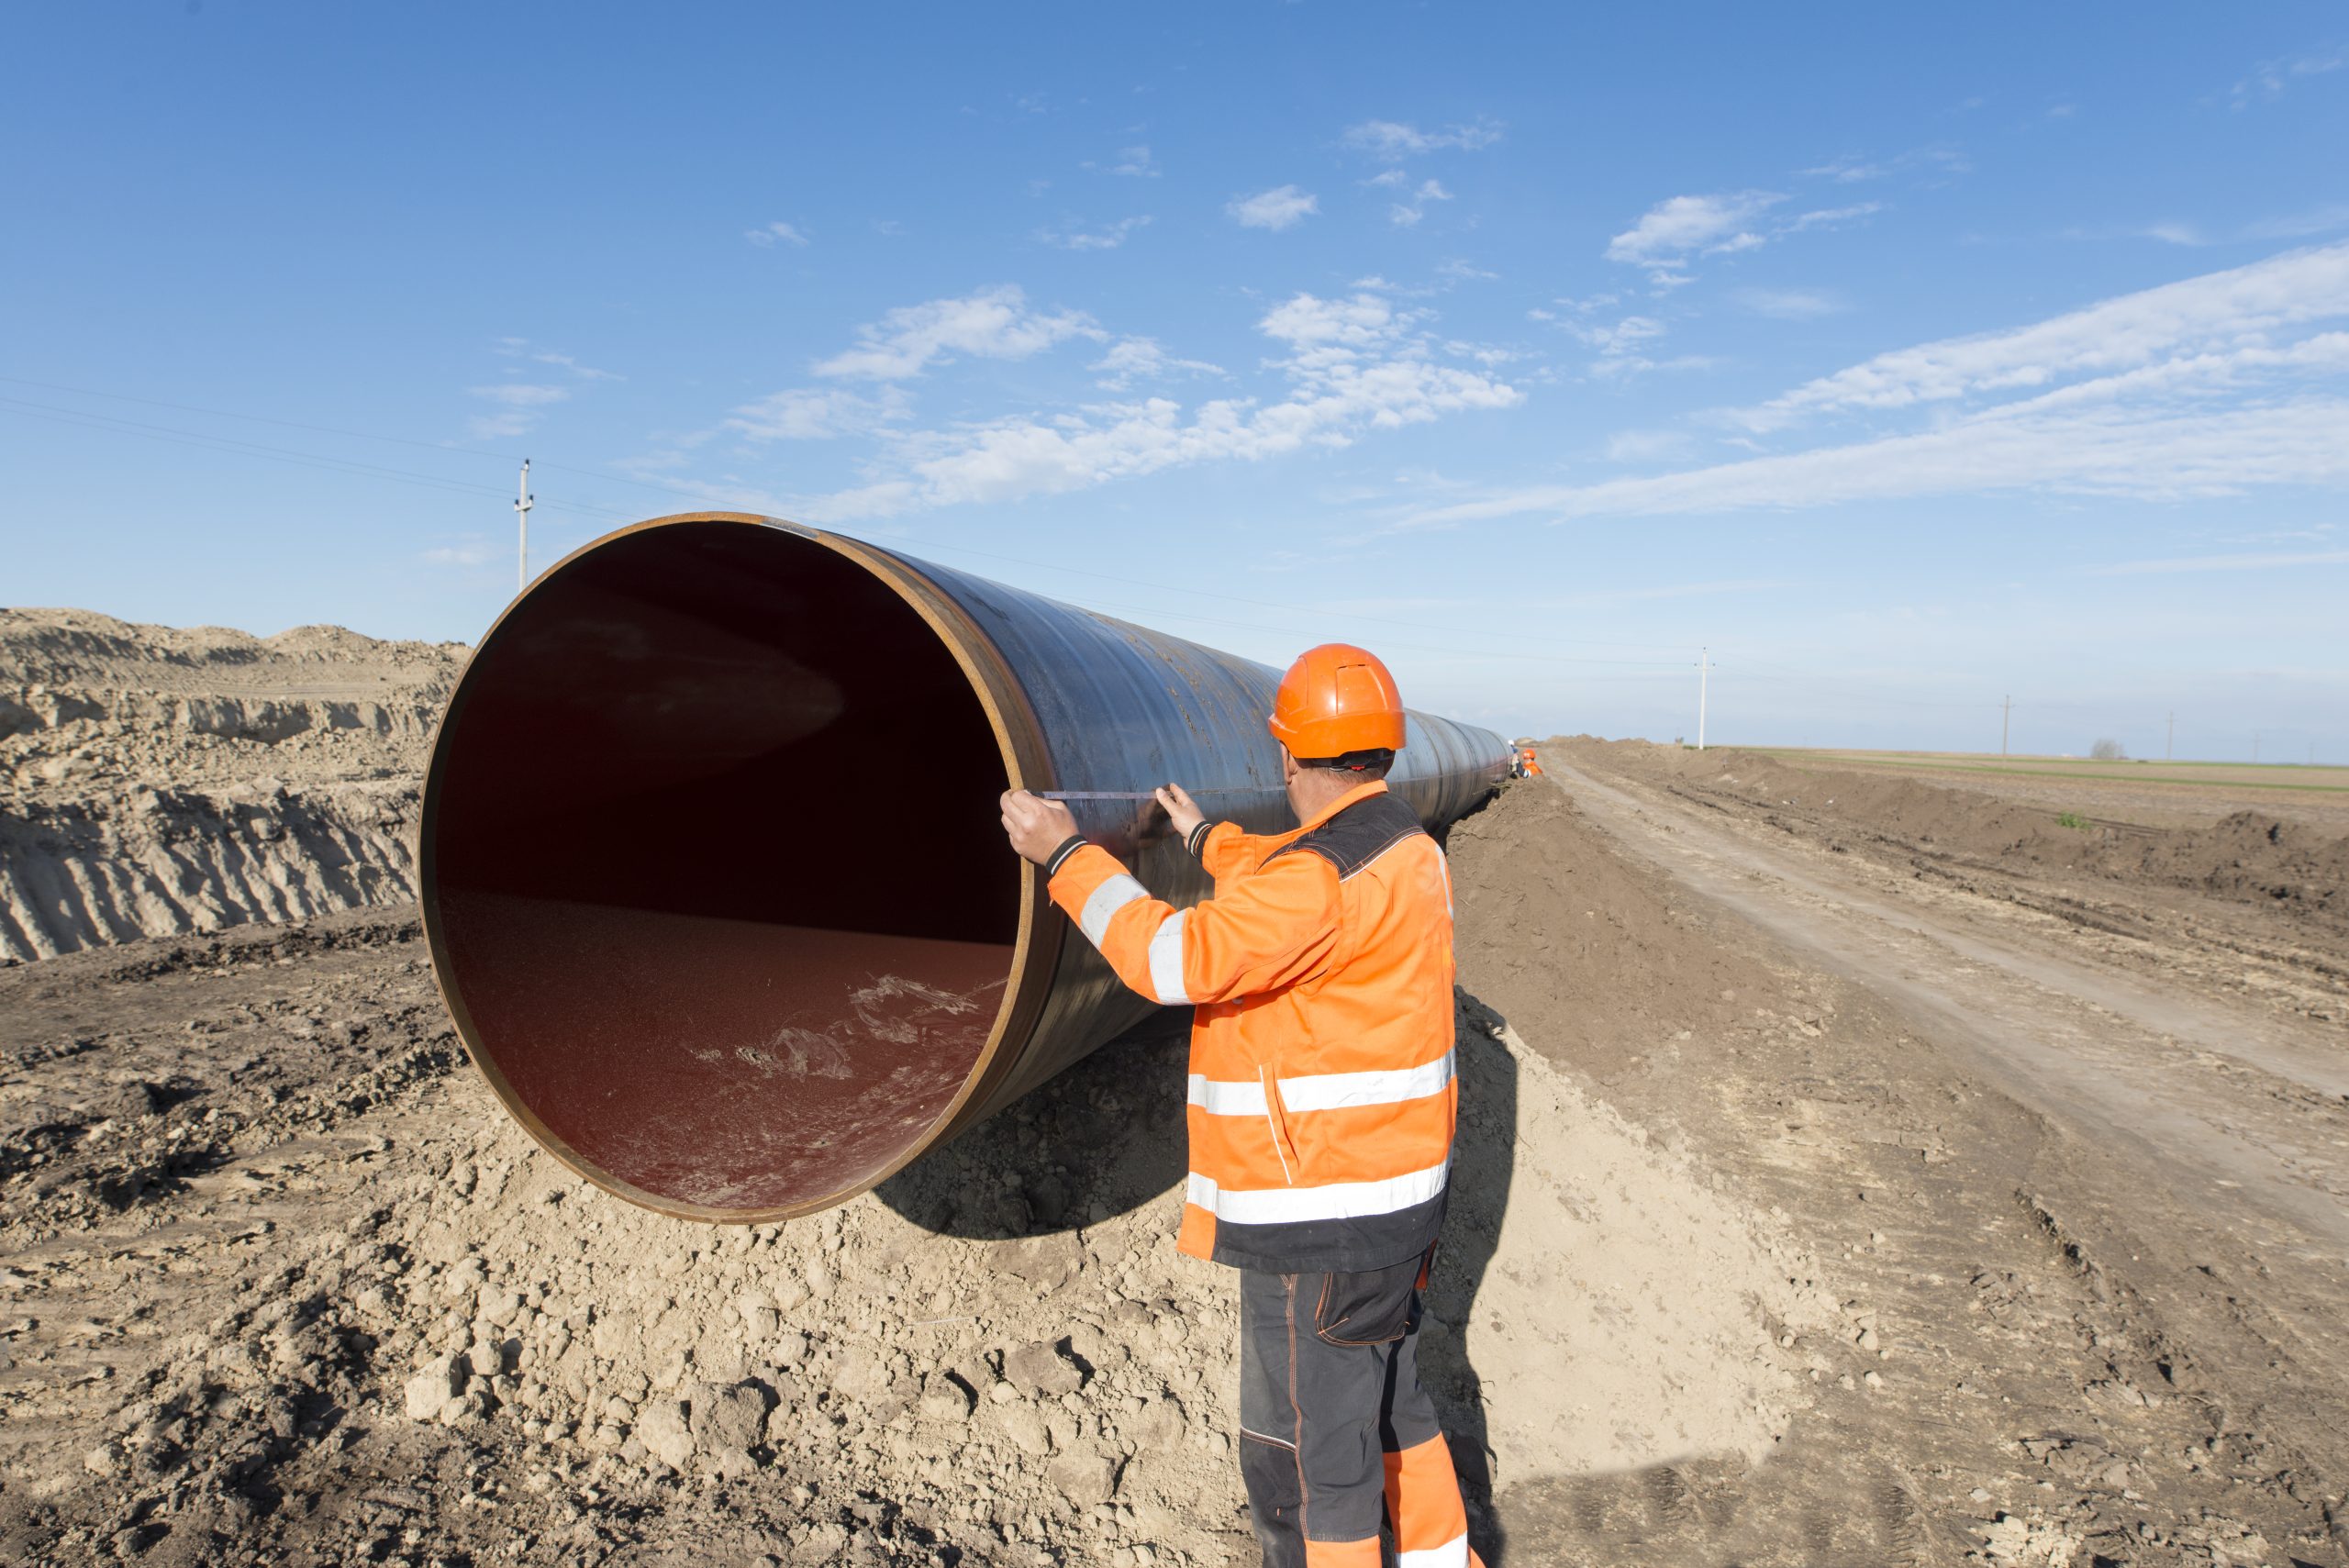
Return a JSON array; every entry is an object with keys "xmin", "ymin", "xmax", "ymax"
[{"xmin": 418, "ymin": 514, "xmax": 1510, "ymax": 1223}]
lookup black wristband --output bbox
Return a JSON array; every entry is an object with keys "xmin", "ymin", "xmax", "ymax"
[
  {"xmin": 1186, "ymin": 819, "xmax": 1220, "ymax": 857},
  {"xmin": 1043, "ymin": 834, "xmax": 1088, "ymax": 878}
]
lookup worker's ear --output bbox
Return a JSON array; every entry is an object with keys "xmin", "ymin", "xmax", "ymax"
[{"xmin": 1279, "ymin": 748, "xmax": 1299, "ymax": 783}]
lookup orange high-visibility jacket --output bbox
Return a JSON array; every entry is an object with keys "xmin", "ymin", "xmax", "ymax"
[
  {"xmin": 1520, "ymin": 751, "xmax": 1543, "ymax": 777},
  {"xmin": 1044, "ymin": 781, "xmax": 1457, "ymax": 1272}
]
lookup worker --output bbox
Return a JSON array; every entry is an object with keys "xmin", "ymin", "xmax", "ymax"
[
  {"xmin": 1519, "ymin": 745, "xmax": 1542, "ymax": 778},
  {"xmin": 998, "ymin": 643, "xmax": 1483, "ymax": 1568}
]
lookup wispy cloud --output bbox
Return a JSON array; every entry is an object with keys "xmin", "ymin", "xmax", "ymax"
[
  {"xmin": 1228, "ymin": 184, "xmax": 1319, "ymax": 231},
  {"xmin": 1089, "ymin": 336, "xmax": 1224, "ymax": 391},
  {"xmin": 424, "ymin": 540, "xmax": 498, "ymax": 567},
  {"xmin": 1606, "ymin": 191, "xmax": 1785, "ymax": 265},
  {"xmin": 1386, "ymin": 179, "xmax": 1453, "ymax": 227},
  {"xmin": 1108, "ymin": 144, "xmax": 1158, "ymax": 177},
  {"xmin": 1735, "ymin": 240, "xmax": 2349, "ymax": 429},
  {"xmin": 745, "ymin": 220, "xmax": 810, "ymax": 248},
  {"xmin": 1399, "ymin": 399, "xmax": 2349, "ymax": 528},
  {"xmin": 465, "ymin": 382, "xmax": 569, "ymax": 440},
  {"xmin": 1604, "ymin": 428, "xmax": 1695, "ymax": 463},
  {"xmin": 1404, "ymin": 242, "xmax": 2349, "ymax": 528},
  {"xmin": 2231, "ymin": 46, "xmax": 2345, "ymax": 108},
  {"xmin": 724, "ymin": 386, "xmax": 913, "ymax": 441},
  {"xmin": 1340, "ymin": 118, "xmax": 1505, "ymax": 159},
  {"xmin": 469, "ymin": 384, "xmax": 570, "ymax": 407},
  {"xmin": 495, "ymin": 338, "xmax": 619, "ymax": 381},
  {"xmin": 1800, "ymin": 145, "xmax": 1970, "ymax": 183},
  {"xmin": 2091, "ymin": 548, "xmax": 2349, "ymax": 575},
  {"xmin": 1734, "ymin": 286, "xmax": 1847, "ymax": 319},
  {"xmin": 1606, "ymin": 192, "xmax": 1883, "ymax": 285},
  {"xmin": 812, "ymin": 285, "xmax": 1102, "ymax": 380},
  {"xmin": 787, "ymin": 291, "xmax": 1519, "ymax": 521},
  {"xmin": 1037, "ymin": 215, "xmax": 1153, "ymax": 250}
]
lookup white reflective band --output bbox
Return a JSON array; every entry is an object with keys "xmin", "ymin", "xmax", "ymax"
[
  {"xmin": 1187, "ymin": 1050, "xmax": 1454, "ymax": 1118},
  {"xmin": 1437, "ymin": 850, "xmax": 1454, "ymax": 920},
  {"xmin": 1147, "ymin": 909, "xmax": 1191, "ymax": 1005},
  {"xmin": 1398, "ymin": 1534, "xmax": 1469, "ymax": 1568},
  {"xmin": 1077, "ymin": 873, "xmax": 1149, "ymax": 948},
  {"xmin": 1184, "ymin": 1160, "xmax": 1450, "ymax": 1225}
]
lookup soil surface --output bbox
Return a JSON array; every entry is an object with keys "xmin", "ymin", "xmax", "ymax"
[{"xmin": 4, "ymin": 617, "xmax": 2348, "ymax": 1567}]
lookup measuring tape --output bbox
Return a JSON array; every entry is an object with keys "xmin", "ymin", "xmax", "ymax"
[{"xmin": 1037, "ymin": 786, "xmax": 1280, "ymax": 801}]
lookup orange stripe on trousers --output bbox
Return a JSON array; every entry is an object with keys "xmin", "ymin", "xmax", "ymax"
[{"xmin": 1383, "ymin": 1433, "xmax": 1471, "ymax": 1551}]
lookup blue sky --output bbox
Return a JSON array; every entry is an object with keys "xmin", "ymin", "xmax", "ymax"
[{"xmin": 5, "ymin": 3, "xmax": 2344, "ymax": 759}]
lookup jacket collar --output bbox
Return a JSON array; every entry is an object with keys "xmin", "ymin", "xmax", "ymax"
[{"xmin": 1294, "ymin": 777, "xmax": 1389, "ymax": 835}]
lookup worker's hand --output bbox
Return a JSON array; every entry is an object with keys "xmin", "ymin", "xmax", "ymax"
[
  {"xmin": 1154, "ymin": 783, "xmax": 1205, "ymax": 841},
  {"xmin": 999, "ymin": 789, "xmax": 1080, "ymax": 867}
]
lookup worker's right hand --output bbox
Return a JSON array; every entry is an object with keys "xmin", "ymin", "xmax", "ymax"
[
  {"xmin": 1000, "ymin": 789, "xmax": 1079, "ymax": 867},
  {"xmin": 1154, "ymin": 783, "xmax": 1205, "ymax": 841}
]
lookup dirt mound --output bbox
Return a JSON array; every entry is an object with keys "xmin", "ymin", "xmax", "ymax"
[
  {"xmin": 1562, "ymin": 740, "xmax": 2349, "ymax": 935},
  {"xmin": 1445, "ymin": 779, "xmax": 1798, "ymax": 1080},
  {"xmin": 0, "ymin": 608, "xmax": 463, "ymax": 961}
]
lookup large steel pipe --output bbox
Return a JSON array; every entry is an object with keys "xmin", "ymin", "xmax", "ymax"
[{"xmin": 420, "ymin": 514, "xmax": 1509, "ymax": 1223}]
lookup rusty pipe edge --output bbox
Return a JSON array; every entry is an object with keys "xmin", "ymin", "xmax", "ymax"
[{"xmin": 418, "ymin": 513, "xmax": 1510, "ymax": 1225}]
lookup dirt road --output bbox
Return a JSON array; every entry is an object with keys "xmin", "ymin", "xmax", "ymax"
[{"xmin": 1518, "ymin": 750, "xmax": 2349, "ymax": 1562}]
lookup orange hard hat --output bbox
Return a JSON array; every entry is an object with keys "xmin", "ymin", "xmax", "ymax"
[{"xmin": 1267, "ymin": 643, "xmax": 1408, "ymax": 759}]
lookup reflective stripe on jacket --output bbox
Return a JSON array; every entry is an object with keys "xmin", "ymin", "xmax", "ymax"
[{"xmin": 1045, "ymin": 781, "xmax": 1457, "ymax": 1272}]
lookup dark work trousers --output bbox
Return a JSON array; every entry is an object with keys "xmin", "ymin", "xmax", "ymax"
[{"xmin": 1237, "ymin": 1251, "xmax": 1478, "ymax": 1568}]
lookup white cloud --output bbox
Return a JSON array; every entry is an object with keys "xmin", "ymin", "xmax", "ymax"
[
  {"xmin": 469, "ymin": 383, "xmax": 571, "ymax": 407},
  {"xmin": 1801, "ymin": 145, "xmax": 1970, "ymax": 183},
  {"xmin": 788, "ymin": 291, "xmax": 1519, "ymax": 521},
  {"xmin": 746, "ymin": 221, "xmax": 809, "ymax": 248},
  {"xmin": 1605, "ymin": 429, "xmax": 1695, "ymax": 463},
  {"xmin": 812, "ymin": 284, "xmax": 1103, "ymax": 380},
  {"xmin": 1399, "ymin": 398, "xmax": 2349, "ymax": 528},
  {"xmin": 1037, "ymin": 215, "xmax": 1153, "ymax": 251},
  {"xmin": 1738, "ymin": 240, "xmax": 2349, "ymax": 428},
  {"xmin": 1569, "ymin": 316, "xmax": 1665, "ymax": 356},
  {"xmin": 1228, "ymin": 184, "xmax": 1319, "ymax": 231},
  {"xmin": 2231, "ymin": 48, "xmax": 2344, "ymax": 108},
  {"xmin": 1606, "ymin": 191, "xmax": 1785, "ymax": 264},
  {"xmin": 1388, "ymin": 179, "xmax": 1453, "ymax": 228},
  {"xmin": 466, "ymin": 381, "xmax": 569, "ymax": 439},
  {"xmin": 466, "ymin": 412, "xmax": 536, "ymax": 440},
  {"xmin": 1340, "ymin": 118, "xmax": 1504, "ymax": 159},
  {"xmin": 1089, "ymin": 336, "xmax": 1225, "ymax": 391},
  {"xmin": 1735, "ymin": 286, "xmax": 1847, "ymax": 319},
  {"xmin": 1108, "ymin": 144, "xmax": 1159, "ymax": 177},
  {"xmin": 424, "ymin": 540, "xmax": 498, "ymax": 567},
  {"xmin": 1785, "ymin": 202, "xmax": 1883, "ymax": 233},
  {"xmin": 724, "ymin": 386, "xmax": 913, "ymax": 441},
  {"xmin": 2090, "ymin": 548, "xmax": 2349, "ymax": 575},
  {"xmin": 495, "ymin": 339, "xmax": 619, "ymax": 380}
]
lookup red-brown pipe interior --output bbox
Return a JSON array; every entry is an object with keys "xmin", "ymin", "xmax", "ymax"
[{"xmin": 425, "ymin": 522, "xmax": 1019, "ymax": 1217}]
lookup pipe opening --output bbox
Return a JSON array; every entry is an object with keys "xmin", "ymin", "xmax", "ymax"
[{"xmin": 424, "ymin": 520, "xmax": 1020, "ymax": 1218}]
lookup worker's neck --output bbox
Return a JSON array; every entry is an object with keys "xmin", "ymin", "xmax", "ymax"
[{"xmin": 1288, "ymin": 769, "xmax": 1371, "ymax": 825}]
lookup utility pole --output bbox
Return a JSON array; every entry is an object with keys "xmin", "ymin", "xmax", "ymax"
[
  {"xmin": 2001, "ymin": 695, "xmax": 2012, "ymax": 757},
  {"xmin": 515, "ymin": 459, "xmax": 534, "ymax": 592},
  {"xmin": 1697, "ymin": 647, "xmax": 1709, "ymax": 751},
  {"xmin": 2165, "ymin": 711, "xmax": 2174, "ymax": 762}
]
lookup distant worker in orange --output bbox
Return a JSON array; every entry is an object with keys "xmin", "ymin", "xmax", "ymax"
[
  {"xmin": 1518, "ymin": 744, "xmax": 1543, "ymax": 778},
  {"xmin": 999, "ymin": 644, "xmax": 1484, "ymax": 1568}
]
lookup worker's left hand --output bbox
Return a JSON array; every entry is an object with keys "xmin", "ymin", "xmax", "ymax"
[{"xmin": 999, "ymin": 789, "xmax": 1080, "ymax": 867}]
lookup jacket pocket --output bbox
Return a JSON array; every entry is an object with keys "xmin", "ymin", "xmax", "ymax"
[{"xmin": 1312, "ymin": 1254, "xmax": 1421, "ymax": 1347}]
